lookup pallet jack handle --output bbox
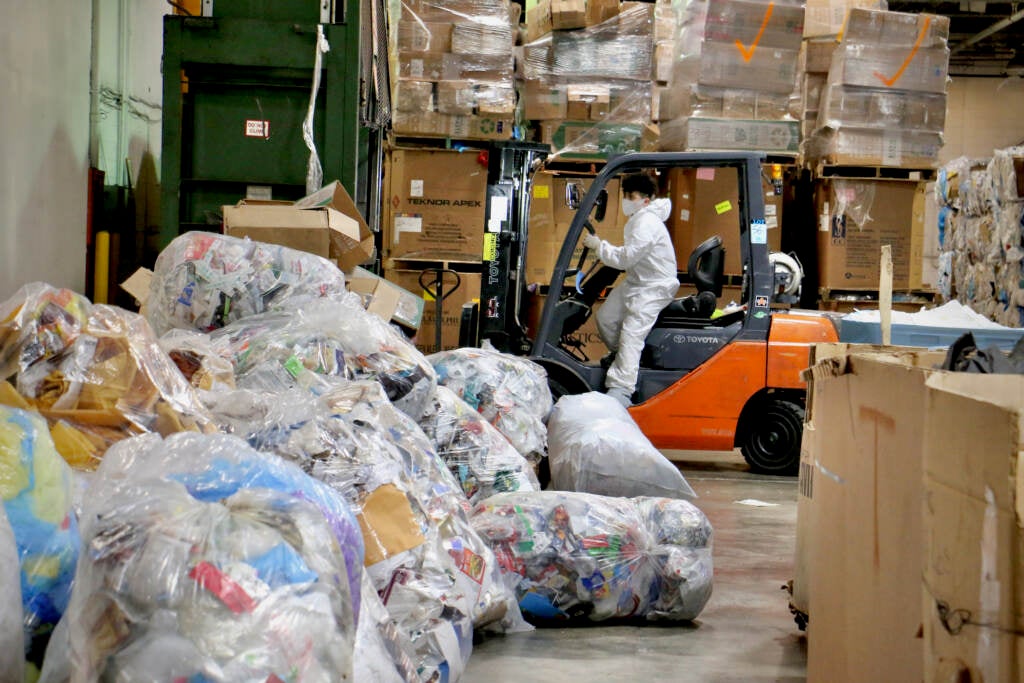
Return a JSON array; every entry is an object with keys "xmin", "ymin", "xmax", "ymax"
[{"xmin": 419, "ymin": 268, "xmax": 462, "ymax": 353}]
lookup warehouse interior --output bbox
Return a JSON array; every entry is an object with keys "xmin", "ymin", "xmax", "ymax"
[{"xmin": 1, "ymin": 0, "xmax": 1024, "ymax": 681}]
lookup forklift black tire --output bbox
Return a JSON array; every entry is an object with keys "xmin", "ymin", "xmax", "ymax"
[{"xmin": 738, "ymin": 398, "xmax": 804, "ymax": 476}]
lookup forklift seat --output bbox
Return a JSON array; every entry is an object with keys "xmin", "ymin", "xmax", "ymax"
[{"xmin": 654, "ymin": 235, "xmax": 726, "ymax": 328}]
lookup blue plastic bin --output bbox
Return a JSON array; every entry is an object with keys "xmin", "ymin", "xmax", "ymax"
[{"xmin": 840, "ymin": 319, "xmax": 1024, "ymax": 350}]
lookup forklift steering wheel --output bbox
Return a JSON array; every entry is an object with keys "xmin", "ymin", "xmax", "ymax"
[{"xmin": 564, "ymin": 220, "xmax": 598, "ymax": 281}]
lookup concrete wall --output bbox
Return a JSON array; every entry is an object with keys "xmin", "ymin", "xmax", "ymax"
[{"xmin": 0, "ymin": 2, "xmax": 93, "ymax": 299}]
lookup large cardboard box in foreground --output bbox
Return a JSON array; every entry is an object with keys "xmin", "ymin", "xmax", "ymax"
[
  {"xmin": 799, "ymin": 345, "xmax": 945, "ymax": 683},
  {"xmin": 223, "ymin": 180, "xmax": 374, "ymax": 271},
  {"xmin": 385, "ymin": 269, "xmax": 482, "ymax": 354},
  {"xmin": 815, "ymin": 178, "xmax": 925, "ymax": 290},
  {"xmin": 384, "ymin": 148, "xmax": 489, "ymax": 261},
  {"xmin": 922, "ymin": 373, "xmax": 1024, "ymax": 683},
  {"xmin": 347, "ymin": 267, "xmax": 424, "ymax": 331}
]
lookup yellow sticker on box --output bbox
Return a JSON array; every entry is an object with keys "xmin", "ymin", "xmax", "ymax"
[
  {"xmin": 714, "ymin": 200, "xmax": 733, "ymax": 215},
  {"xmin": 483, "ymin": 233, "xmax": 498, "ymax": 261},
  {"xmin": 533, "ymin": 184, "xmax": 550, "ymax": 199}
]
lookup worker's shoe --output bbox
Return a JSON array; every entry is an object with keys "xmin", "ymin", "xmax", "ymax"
[{"xmin": 606, "ymin": 387, "xmax": 633, "ymax": 408}]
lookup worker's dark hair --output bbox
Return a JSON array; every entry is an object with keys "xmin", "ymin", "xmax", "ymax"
[{"xmin": 621, "ymin": 173, "xmax": 657, "ymax": 198}]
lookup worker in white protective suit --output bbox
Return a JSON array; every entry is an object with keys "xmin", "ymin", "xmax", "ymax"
[{"xmin": 583, "ymin": 173, "xmax": 679, "ymax": 408}]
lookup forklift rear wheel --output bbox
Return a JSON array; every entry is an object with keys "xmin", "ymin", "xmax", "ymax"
[{"xmin": 739, "ymin": 399, "xmax": 804, "ymax": 476}]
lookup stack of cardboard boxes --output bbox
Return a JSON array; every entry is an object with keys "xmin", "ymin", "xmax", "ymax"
[
  {"xmin": 657, "ymin": 0, "xmax": 804, "ymax": 154},
  {"xmin": 651, "ymin": 0, "xmax": 677, "ymax": 124},
  {"xmin": 392, "ymin": 0, "xmax": 519, "ymax": 140},
  {"xmin": 520, "ymin": 1, "xmax": 659, "ymax": 160}
]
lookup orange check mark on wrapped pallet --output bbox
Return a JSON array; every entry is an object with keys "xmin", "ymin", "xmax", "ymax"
[
  {"xmin": 735, "ymin": 2, "xmax": 774, "ymax": 63},
  {"xmin": 874, "ymin": 16, "xmax": 931, "ymax": 86}
]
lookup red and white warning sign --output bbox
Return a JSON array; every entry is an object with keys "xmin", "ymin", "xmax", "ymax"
[{"xmin": 244, "ymin": 119, "xmax": 270, "ymax": 138}]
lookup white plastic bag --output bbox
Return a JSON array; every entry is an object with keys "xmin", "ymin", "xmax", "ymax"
[
  {"xmin": 0, "ymin": 504, "xmax": 24, "ymax": 683},
  {"xmin": 547, "ymin": 393, "xmax": 696, "ymax": 499}
]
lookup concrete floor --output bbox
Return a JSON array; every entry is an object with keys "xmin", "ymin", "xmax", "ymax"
[{"xmin": 463, "ymin": 451, "xmax": 806, "ymax": 683}]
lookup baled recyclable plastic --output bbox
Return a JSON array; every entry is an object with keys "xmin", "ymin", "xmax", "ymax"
[
  {"xmin": 211, "ymin": 294, "xmax": 437, "ymax": 419},
  {"xmin": 146, "ymin": 231, "xmax": 346, "ymax": 336},
  {"xmin": 0, "ymin": 283, "xmax": 215, "ymax": 469},
  {"xmin": 419, "ymin": 386, "xmax": 541, "ymax": 503},
  {"xmin": 547, "ymin": 393, "xmax": 696, "ymax": 499},
  {"xmin": 472, "ymin": 491, "xmax": 713, "ymax": 623},
  {"xmin": 429, "ymin": 347, "xmax": 552, "ymax": 461},
  {"xmin": 0, "ymin": 504, "xmax": 23, "ymax": 683},
  {"xmin": 0, "ymin": 406, "xmax": 79, "ymax": 662},
  {"xmin": 63, "ymin": 431, "xmax": 364, "ymax": 683}
]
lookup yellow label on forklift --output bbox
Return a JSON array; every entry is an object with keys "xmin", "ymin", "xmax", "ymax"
[
  {"xmin": 483, "ymin": 233, "xmax": 498, "ymax": 261},
  {"xmin": 533, "ymin": 184, "xmax": 549, "ymax": 199},
  {"xmin": 714, "ymin": 200, "xmax": 733, "ymax": 215}
]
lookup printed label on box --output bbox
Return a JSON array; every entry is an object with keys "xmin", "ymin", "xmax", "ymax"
[
  {"xmin": 765, "ymin": 204, "xmax": 777, "ymax": 217},
  {"xmin": 410, "ymin": 179, "xmax": 424, "ymax": 198},
  {"xmin": 751, "ymin": 219, "xmax": 768, "ymax": 244},
  {"xmin": 394, "ymin": 215, "xmax": 423, "ymax": 241},
  {"xmin": 882, "ymin": 132, "xmax": 903, "ymax": 167},
  {"xmin": 696, "ymin": 167, "xmax": 716, "ymax": 181},
  {"xmin": 533, "ymin": 184, "xmax": 550, "ymax": 199},
  {"xmin": 410, "ymin": 58, "xmax": 425, "ymax": 78},
  {"xmin": 715, "ymin": 200, "xmax": 733, "ymax": 215},
  {"xmin": 678, "ymin": 208, "xmax": 691, "ymax": 222}
]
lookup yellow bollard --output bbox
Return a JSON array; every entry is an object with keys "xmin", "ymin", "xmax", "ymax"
[{"xmin": 94, "ymin": 231, "xmax": 110, "ymax": 304}]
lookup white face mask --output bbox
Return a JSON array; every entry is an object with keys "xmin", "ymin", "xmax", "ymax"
[{"xmin": 622, "ymin": 198, "xmax": 646, "ymax": 217}]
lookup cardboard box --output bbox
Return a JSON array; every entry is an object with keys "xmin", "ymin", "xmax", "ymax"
[
  {"xmin": 523, "ymin": 80, "xmax": 568, "ymax": 120},
  {"xmin": 398, "ymin": 52, "xmax": 446, "ymax": 81},
  {"xmin": 657, "ymin": 117, "xmax": 801, "ymax": 154},
  {"xmin": 442, "ymin": 53, "xmax": 515, "ymax": 81},
  {"xmin": 665, "ymin": 166, "xmax": 782, "ymax": 276},
  {"xmin": 384, "ymin": 149, "xmax": 489, "ymax": 260},
  {"xmin": 392, "ymin": 111, "xmax": 514, "ymax": 140},
  {"xmin": 802, "ymin": 0, "xmax": 886, "ymax": 38},
  {"xmin": 688, "ymin": 42, "xmax": 800, "ymax": 94},
  {"xmin": 922, "ymin": 373, "xmax": 1024, "ymax": 683},
  {"xmin": 395, "ymin": 80, "xmax": 435, "ymax": 113},
  {"xmin": 832, "ymin": 44, "xmax": 950, "ymax": 94},
  {"xmin": 225, "ymin": 180, "xmax": 373, "ymax": 271},
  {"xmin": 654, "ymin": 3, "xmax": 676, "ymax": 42},
  {"xmin": 523, "ymin": 291, "xmax": 608, "ymax": 361},
  {"xmin": 566, "ymin": 84, "xmax": 611, "ymax": 121},
  {"xmin": 815, "ymin": 179, "xmax": 925, "ymax": 290},
  {"xmin": 703, "ymin": 0, "xmax": 805, "ymax": 50},
  {"xmin": 819, "ymin": 128, "xmax": 944, "ymax": 168},
  {"xmin": 476, "ymin": 84, "xmax": 517, "ymax": 116},
  {"xmin": 437, "ymin": 80, "xmax": 476, "ymax": 116},
  {"xmin": 525, "ymin": 0, "xmax": 553, "ymax": 42},
  {"xmin": 551, "ymin": 0, "xmax": 586, "ymax": 29},
  {"xmin": 397, "ymin": 20, "xmax": 453, "ymax": 53},
  {"xmin": 586, "ymin": 0, "xmax": 620, "ymax": 27},
  {"xmin": 803, "ymin": 37, "xmax": 839, "ymax": 73},
  {"xmin": 654, "ymin": 41, "xmax": 674, "ymax": 83},
  {"xmin": 347, "ymin": 266, "xmax": 425, "ymax": 331},
  {"xmin": 450, "ymin": 21, "xmax": 515, "ymax": 56},
  {"xmin": 385, "ymin": 269, "xmax": 482, "ymax": 353},
  {"xmin": 538, "ymin": 120, "xmax": 659, "ymax": 160},
  {"xmin": 799, "ymin": 346, "xmax": 945, "ymax": 683},
  {"xmin": 844, "ymin": 8, "xmax": 950, "ymax": 47}
]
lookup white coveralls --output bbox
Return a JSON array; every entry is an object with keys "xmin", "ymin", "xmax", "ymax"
[{"xmin": 594, "ymin": 197, "xmax": 680, "ymax": 396}]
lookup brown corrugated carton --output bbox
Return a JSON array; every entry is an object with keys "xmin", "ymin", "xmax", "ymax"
[
  {"xmin": 397, "ymin": 20, "xmax": 454, "ymax": 53},
  {"xmin": 395, "ymin": 80, "xmax": 435, "ymax": 113},
  {"xmin": 523, "ymin": 80, "xmax": 568, "ymax": 120},
  {"xmin": 385, "ymin": 270, "xmax": 482, "ymax": 353},
  {"xmin": 552, "ymin": 0, "xmax": 587, "ymax": 29},
  {"xmin": 437, "ymin": 80, "xmax": 476, "ymax": 116}
]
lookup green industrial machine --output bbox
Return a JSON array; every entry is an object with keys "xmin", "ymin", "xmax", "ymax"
[{"xmin": 160, "ymin": 0, "xmax": 366, "ymax": 248}]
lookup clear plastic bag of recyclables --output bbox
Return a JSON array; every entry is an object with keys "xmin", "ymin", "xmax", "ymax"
[
  {"xmin": 146, "ymin": 231, "xmax": 346, "ymax": 336},
  {"xmin": 211, "ymin": 294, "xmax": 437, "ymax": 419},
  {"xmin": 63, "ymin": 431, "xmax": 364, "ymax": 683},
  {"xmin": 472, "ymin": 491, "xmax": 713, "ymax": 623},
  {"xmin": 548, "ymin": 393, "xmax": 696, "ymax": 499},
  {"xmin": 420, "ymin": 386, "xmax": 540, "ymax": 504},
  {"xmin": 429, "ymin": 348, "xmax": 553, "ymax": 462}
]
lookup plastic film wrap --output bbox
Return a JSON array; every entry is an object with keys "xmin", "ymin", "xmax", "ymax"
[
  {"xmin": 146, "ymin": 231, "xmax": 346, "ymax": 337},
  {"xmin": 0, "ymin": 283, "xmax": 215, "ymax": 470},
  {"xmin": 522, "ymin": 79, "xmax": 652, "ymax": 124},
  {"xmin": 419, "ymin": 386, "xmax": 541, "ymax": 503},
  {"xmin": 471, "ymin": 491, "xmax": 714, "ymax": 622},
  {"xmin": 818, "ymin": 87, "xmax": 946, "ymax": 133},
  {"xmin": 429, "ymin": 347, "xmax": 552, "ymax": 462},
  {"xmin": 158, "ymin": 329, "xmax": 236, "ymax": 393},
  {"xmin": 210, "ymin": 294, "xmax": 437, "ymax": 420},
  {"xmin": 547, "ymin": 393, "xmax": 696, "ymax": 499},
  {"xmin": 64, "ymin": 431, "xmax": 363, "ymax": 683},
  {"xmin": 0, "ymin": 407, "xmax": 78, "ymax": 665}
]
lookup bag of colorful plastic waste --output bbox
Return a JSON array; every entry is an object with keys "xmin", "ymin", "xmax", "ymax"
[
  {"xmin": 420, "ymin": 386, "xmax": 541, "ymax": 503},
  {"xmin": 0, "ymin": 406, "xmax": 79, "ymax": 668},
  {"xmin": 146, "ymin": 231, "xmax": 346, "ymax": 336},
  {"xmin": 0, "ymin": 283, "xmax": 215, "ymax": 469},
  {"xmin": 158, "ymin": 328, "xmax": 236, "ymax": 393},
  {"xmin": 354, "ymin": 573, "xmax": 420, "ymax": 683},
  {"xmin": 62, "ymin": 431, "xmax": 364, "ymax": 683},
  {"xmin": 0, "ymin": 503, "xmax": 24, "ymax": 683},
  {"xmin": 547, "ymin": 392, "xmax": 696, "ymax": 499},
  {"xmin": 429, "ymin": 348, "xmax": 552, "ymax": 462},
  {"xmin": 211, "ymin": 294, "xmax": 437, "ymax": 419},
  {"xmin": 472, "ymin": 491, "xmax": 713, "ymax": 623}
]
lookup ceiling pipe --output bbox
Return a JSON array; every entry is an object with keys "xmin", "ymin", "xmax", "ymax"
[{"xmin": 951, "ymin": 5, "xmax": 1024, "ymax": 53}]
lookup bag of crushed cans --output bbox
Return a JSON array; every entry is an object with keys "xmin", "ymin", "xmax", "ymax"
[
  {"xmin": 420, "ymin": 385, "xmax": 541, "ymax": 504},
  {"xmin": 547, "ymin": 393, "xmax": 696, "ymax": 499},
  {"xmin": 62, "ymin": 431, "xmax": 364, "ymax": 683},
  {"xmin": 146, "ymin": 231, "xmax": 346, "ymax": 336},
  {"xmin": 210, "ymin": 294, "xmax": 437, "ymax": 419},
  {"xmin": 429, "ymin": 348, "xmax": 553, "ymax": 462},
  {"xmin": 471, "ymin": 491, "xmax": 714, "ymax": 623},
  {"xmin": 0, "ymin": 283, "xmax": 215, "ymax": 469}
]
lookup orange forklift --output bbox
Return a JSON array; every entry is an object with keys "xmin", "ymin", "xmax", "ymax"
[{"xmin": 462, "ymin": 149, "xmax": 838, "ymax": 475}]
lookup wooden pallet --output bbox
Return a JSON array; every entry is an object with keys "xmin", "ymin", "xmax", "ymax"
[
  {"xmin": 384, "ymin": 255, "xmax": 484, "ymax": 273},
  {"xmin": 818, "ymin": 287, "xmax": 938, "ymax": 314},
  {"xmin": 387, "ymin": 134, "xmax": 493, "ymax": 152},
  {"xmin": 814, "ymin": 164, "xmax": 936, "ymax": 182}
]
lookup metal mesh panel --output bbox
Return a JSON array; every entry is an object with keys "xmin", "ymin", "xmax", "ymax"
[{"xmin": 361, "ymin": 0, "xmax": 391, "ymax": 128}]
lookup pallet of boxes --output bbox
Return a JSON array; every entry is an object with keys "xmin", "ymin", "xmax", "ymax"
[
  {"xmin": 654, "ymin": 0, "xmax": 800, "ymax": 290},
  {"xmin": 386, "ymin": 0, "xmax": 523, "ymax": 352},
  {"xmin": 800, "ymin": 8, "xmax": 949, "ymax": 312}
]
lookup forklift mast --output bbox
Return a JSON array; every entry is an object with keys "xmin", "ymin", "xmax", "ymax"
[{"xmin": 469, "ymin": 141, "xmax": 549, "ymax": 353}]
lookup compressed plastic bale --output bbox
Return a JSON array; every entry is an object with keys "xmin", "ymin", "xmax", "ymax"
[
  {"xmin": 547, "ymin": 393, "xmax": 696, "ymax": 499},
  {"xmin": 64, "ymin": 431, "xmax": 364, "ymax": 683},
  {"xmin": 419, "ymin": 386, "xmax": 541, "ymax": 503},
  {"xmin": 211, "ymin": 294, "xmax": 437, "ymax": 419},
  {"xmin": 0, "ymin": 407, "xmax": 79, "ymax": 663},
  {"xmin": 146, "ymin": 231, "xmax": 346, "ymax": 336},
  {"xmin": 472, "ymin": 491, "xmax": 713, "ymax": 623},
  {"xmin": 0, "ymin": 283, "xmax": 216, "ymax": 470},
  {"xmin": 429, "ymin": 347, "xmax": 552, "ymax": 462},
  {"xmin": 353, "ymin": 574, "xmax": 419, "ymax": 683},
  {"xmin": 0, "ymin": 503, "xmax": 24, "ymax": 683}
]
